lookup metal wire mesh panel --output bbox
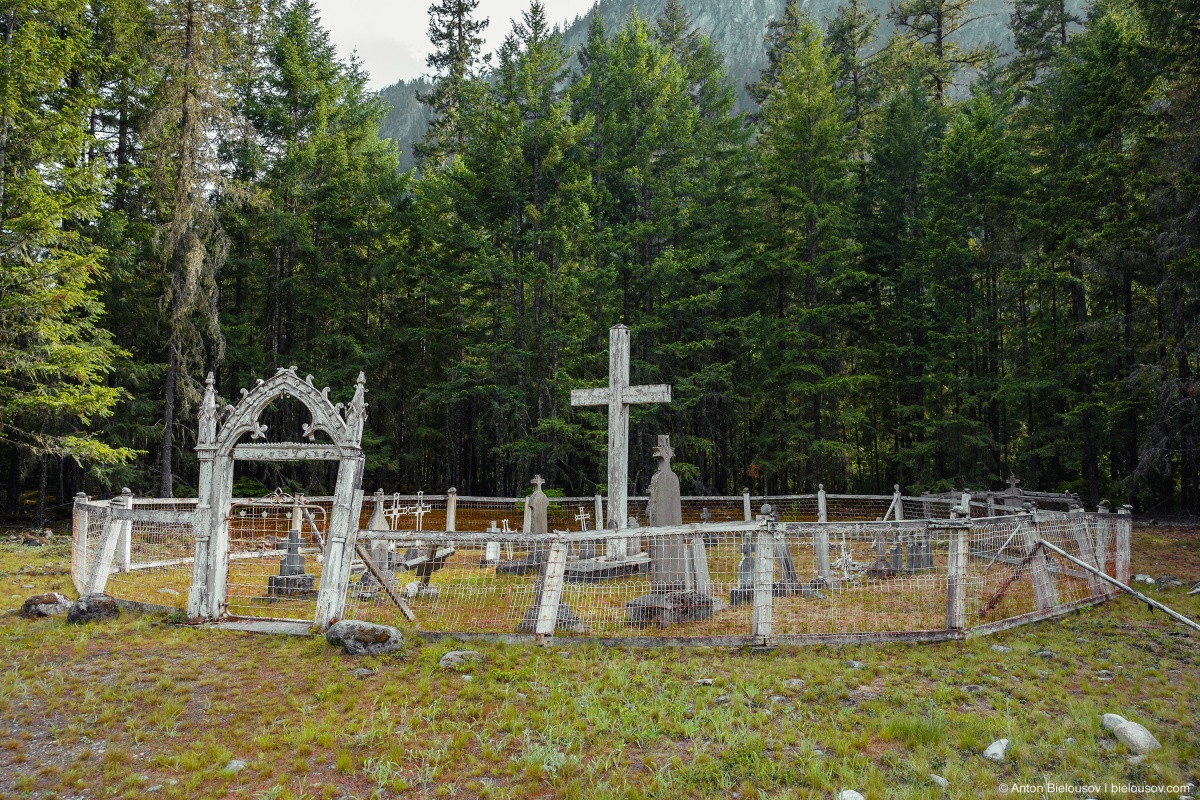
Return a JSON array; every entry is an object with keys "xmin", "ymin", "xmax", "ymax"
[
  {"xmin": 223, "ymin": 499, "xmax": 328, "ymax": 621},
  {"xmin": 763, "ymin": 496, "xmax": 820, "ymax": 522},
  {"xmin": 825, "ymin": 495, "xmax": 897, "ymax": 521},
  {"xmin": 771, "ymin": 523, "xmax": 954, "ymax": 635}
]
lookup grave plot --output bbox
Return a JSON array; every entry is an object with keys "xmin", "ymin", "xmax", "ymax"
[{"xmin": 69, "ymin": 354, "xmax": 1140, "ymax": 645}]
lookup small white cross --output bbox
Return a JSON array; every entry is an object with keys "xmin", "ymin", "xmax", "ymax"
[
  {"xmin": 412, "ymin": 491, "xmax": 431, "ymax": 531},
  {"xmin": 575, "ymin": 506, "xmax": 592, "ymax": 531}
]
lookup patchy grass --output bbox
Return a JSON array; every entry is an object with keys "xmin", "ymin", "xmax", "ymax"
[{"xmin": 0, "ymin": 529, "xmax": 1197, "ymax": 799}]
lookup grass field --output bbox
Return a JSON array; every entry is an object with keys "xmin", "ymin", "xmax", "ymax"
[{"xmin": 1, "ymin": 526, "xmax": 1197, "ymax": 799}]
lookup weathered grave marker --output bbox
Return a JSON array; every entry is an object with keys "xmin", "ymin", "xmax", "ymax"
[{"xmin": 570, "ymin": 323, "xmax": 671, "ymax": 547}]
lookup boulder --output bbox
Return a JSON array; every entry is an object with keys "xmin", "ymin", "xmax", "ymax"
[
  {"xmin": 67, "ymin": 594, "xmax": 120, "ymax": 624},
  {"xmin": 324, "ymin": 620, "xmax": 404, "ymax": 656},
  {"xmin": 1101, "ymin": 713, "xmax": 1127, "ymax": 732},
  {"xmin": 1112, "ymin": 721, "xmax": 1161, "ymax": 755},
  {"xmin": 983, "ymin": 738, "xmax": 1009, "ymax": 762},
  {"xmin": 20, "ymin": 592, "xmax": 72, "ymax": 618},
  {"xmin": 438, "ymin": 650, "xmax": 482, "ymax": 669},
  {"xmin": 837, "ymin": 791, "xmax": 865, "ymax": 800}
]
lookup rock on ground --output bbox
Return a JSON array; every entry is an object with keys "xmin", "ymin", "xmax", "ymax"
[
  {"xmin": 983, "ymin": 738, "xmax": 1009, "ymax": 762},
  {"xmin": 990, "ymin": 644, "xmax": 1012, "ymax": 653},
  {"xmin": 439, "ymin": 650, "xmax": 482, "ymax": 669},
  {"xmin": 20, "ymin": 592, "xmax": 72, "ymax": 618},
  {"xmin": 837, "ymin": 791, "xmax": 865, "ymax": 800},
  {"xmin": 67, "ymin": 594, "xmax": 119, "ymax": 624},
  {"xmin": 930, "ymin": 774, "xmax": 949, "ymax": 789},
  {"xmin": 1101, "ymin": 713, "xmax": 1127, "ymax": 731},
  {"xmin": 324, "ymin": 620, "xmax": 404, "ymax": 656},
  {"xmin": 1112, "ymin": 721, "xmax": 1161, "ymax": 754}
]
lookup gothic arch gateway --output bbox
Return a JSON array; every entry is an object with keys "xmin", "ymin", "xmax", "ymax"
[{"xmin": 186, "ymin": 367, "xmax": 367, "ymax": 629}]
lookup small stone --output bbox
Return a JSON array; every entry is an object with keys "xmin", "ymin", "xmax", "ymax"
[
  {"xmin": 713, "ymin": 694, "xmax": 731, "ymax": 705},
  {"xmin": 769, "ymin": 695, "xmax": 787, "ymax": 704},
  {"xmin": 1134, "ymin": 574, "xmax": 1155, "ymax": 584},
  {"xmin": 438, "ymin": 650, "xmax": 482, "ymax": 669},
  {"xmin": 1095, "ymin": 670, "xmax": 1113, "ymax": 681},
  {"xmin": 813, "ymin": 748, "xmax": 825, "ymax": 756},
  {"xmin": 515, "ymin": 692, "xmax": 527, "ymax": 701},
  {"xmin": 223, "ymin": 759, "xmax": 247, "ymax": 773},
  {"xmin": 990, "ymin": 644, "xmax": 1012, "ymax": 653},
  {"xmin": 462, "ymin": 674, "xmax": 474, "ymax": 682},
  {"xmin": 20, "ymin": 584, "xmax": 34, "ymax": 590},
  {"xmin": 1076, "ymin": 637, "xmax": 1089, "ymax": 644},
  {"xmin": 403, "ymin": 581, "xmax": 440, "ymax": 600},
  {"xmin": 1112, "ymin": 720, "xmax": 1161, "ymax": 754},
  {"xmin": 962, "ymin": 684, "xmax": 984, "ymax": 693},
  {"xmin": 19, "ymin": 592, "xmax": 72, "ymax": 618},
  {"xmin": 325, "ymin": 620, "xmax": 404, "ymax": 656},
  {"xmin": 146, "ymin": 786, "xmax": 163, "ymax": 793},
  {"xmin": 696, "ymin": 678, "xmax": 714, "ymax": 686},
  {"xmin": 67, "ymin": 593, "xmax": 120, "ymax": 624},
  {"xmin": 837, "ymin": 791, "xmax": 865, "ymax": 800},
  {"xmin": 156, "ymin": 587, "xmax": 180, "ymax": 597},
  {"xmin": 1128, "ymin": 754, "xmax": 1146, "ymax": 765},
  {"xmin": 1065, "ymin": 737, "xmax": 1075, "ymax": 744},
  {"xmin": 350, "ymin": 668, "xmax": 374, "ymax": 678},
  {"xmin": 983, "ymin": 738, "xmax": 1008, "ymax": 762},
  {"xmin": 557, "ymin": 650, "xmax": 570, "ymax": 659},
  {"xmin": 1101, "ymin": 713, "xmax": 1127, "ymax": 732},
  {"xmin": 1034, "ymin": 649, "xmax": 1055, "ymax": 658},
  {"xmin": 930, "ymin": 774, "xmax": 949, "ymax": 789},
  {"xmin": 846, "ymin": 660, "xmax": 865, "ymax": 669},
  {"xmin": 783, "ymin": 678, "xmax": 805, "ymax": 690}
]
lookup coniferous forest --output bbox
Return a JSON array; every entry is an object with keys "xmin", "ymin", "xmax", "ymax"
[{"xmin": 2, "ymin": 0, "xmax": 1198, "ymax": 523}]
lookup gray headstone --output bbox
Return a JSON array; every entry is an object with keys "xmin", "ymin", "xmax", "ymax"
[{"xmin": 647, "ymin": 436, "xmax": 688, "ymax": 592}]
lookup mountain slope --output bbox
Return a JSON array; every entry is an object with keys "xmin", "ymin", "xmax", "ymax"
[{"xmin": 377, "ymin": 0, "xmax": 1085, "ymax": 168}]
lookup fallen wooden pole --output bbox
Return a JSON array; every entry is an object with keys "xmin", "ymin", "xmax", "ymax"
[
  {"xmin": 1037, "ymin": 538, "xmax": 1200, "ymax": 635},
  {"xmin": 354, "ymin": 542, "xmax": 416, "ymax": 622}
]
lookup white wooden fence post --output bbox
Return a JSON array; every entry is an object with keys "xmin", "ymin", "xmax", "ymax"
[
  {"xmin": 945, "ymin": 524, "xmax": 969, "ymax": 630},
  {"xmin": 116, "ymin": 488, "xmax": 133, "ymax": 573},
  {"xmin": 814, "ymin": 484, "xmax": 831, "ymax": 582},
  {"xmin": 85, "ymin": 489, "xmax": 132, "ymax": 595},
  {"xmin": 593, "ymin": 494, "xmax": 604, "ymax": 532},
  {"xmin": 1116, "ymin": 505, "xmax": 1133, "ymax": 585},
  {"xmin": 752, "ymin": 526, "xmax": 774, "ymax": 643},
  {"xmin": 1068, "ymin": 507, "xmax": 1104, "ymax": 597},
  {"xmin": 1020, "ymin": 507, "xmax": 1060, "ymax": 611},
  {"xmin": 71, "ymin": 492, "xmax": 90, "ymax": 594},
  {"xmin": 534, "ymin": 541, "xmax": 569, "ymax": 640},
  {"xmin": 446, "ymin": 487, "xmax": 457, "ymax": 532},
  {"xmin": 742, "ymin": 488, "xmax": 752, "ymax": 522}
]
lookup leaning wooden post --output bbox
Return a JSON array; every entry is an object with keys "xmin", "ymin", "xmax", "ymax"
[
  {"xmin": 534, "ymin": 540, "xmax": 569, "ymax": 640},
  {"xmin": 72, "ymin": 492, "xmax": 90, "ymax": 594},
  {"xmin": 752, "ymin": 518, "xmax": 775, "ymax": 644},
  {"xmin": 1019, "ymin": 505, "xmax": 1059, "ymax": 611},
  {"xmin": 1115, "ymin": 505, "xmax": 1133, "ymax": 585},
  {"xmin": 445, "ymin": 487, "xmax": 457, "ymax": 533},
  {"xmin": 814, "ymin": 484, "xmax": 831, "ymax": 583},
  {"xmin": 945, "ymin": 520, "xmax": 969, "ymax": 631},
  {"xmin": 1091, "ymin": 503, "xmax": 1114, "ymax": 597},
  {"xmin": 85, "ymin": 488, "xmax": 132, "ymax": 595},
  {"xmin": 742, "ymin": 487, "xmax": 752, "ymax": 522},
  {"xmin": 1068, "ymin": 507, "xmax": 1104, "ymax": 597},
  {"xmin": 116, "ymin": 488, "xmax": 134, "ymax": 573}
]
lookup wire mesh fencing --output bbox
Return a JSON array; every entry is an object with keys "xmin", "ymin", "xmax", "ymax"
[{"xmin": 70, "ymin": 489, "xmax": 1129, "ymax": 644}]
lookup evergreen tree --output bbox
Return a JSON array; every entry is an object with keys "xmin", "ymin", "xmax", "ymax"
[
  {"xmin": 751, "ymin": 13, "xmax": 859, "ymax": 489},
  {"xmin": 0, "ymin": 1, "xmax": 134, "ymax": 519},
  {"xmin": 889, "ymin": 0, "xmax": 993, "ymax": 100},
  {"xmin": 417, "ymin": 0, "xmax": 488, "ymax": 162}
]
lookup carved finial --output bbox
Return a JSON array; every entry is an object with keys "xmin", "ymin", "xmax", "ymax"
[
  {"xmin": 893, "ymin": 484, "xmax": 900, "ymax": 493},
  {"xmin": 198, "ymin": 373, "xmax": 219, "ymax": 445},
  {"xmin": 818, "ymin": 483, "xmax": 825, "ymax": 492}
]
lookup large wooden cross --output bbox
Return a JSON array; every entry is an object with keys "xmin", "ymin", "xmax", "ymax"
[{"xmin": 570, "ymin": 324, "xmax": 671, "ymax": 531}]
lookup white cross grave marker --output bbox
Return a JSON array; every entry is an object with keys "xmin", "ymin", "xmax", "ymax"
[
  {"xmin": 570, "ymin": 324, "xmax": 671, "ymax": 534},
  {"xmin": 575, "ymin": 507, "xmax": 591, "ymax": 532}
]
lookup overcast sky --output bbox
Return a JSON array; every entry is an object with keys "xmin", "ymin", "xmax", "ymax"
[{"xmin": 311, "ymin": 0, "xmax": 600, "ymax": 90}]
